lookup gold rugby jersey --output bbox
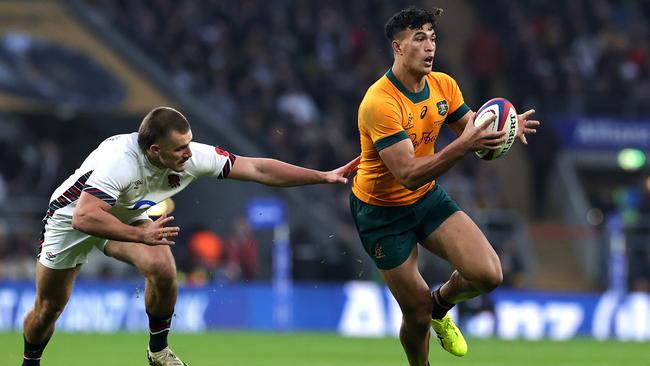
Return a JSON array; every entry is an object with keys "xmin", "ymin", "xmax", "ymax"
[{"xmin": 352, "ymin": 69, "xmax": 469, "ymax": 206}]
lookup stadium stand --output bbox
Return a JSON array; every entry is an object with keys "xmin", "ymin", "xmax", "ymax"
[{"xmin": 2, "ymin": 0, "xmax": 649, "ymax": 293}]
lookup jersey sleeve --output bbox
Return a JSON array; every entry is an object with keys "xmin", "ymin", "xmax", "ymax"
[
  {"xmin": 188, "ymin": 142, "xmax": 237, "ymax": 179},
  {"xmin": 127, "ymin": 212, "xmax": 152, "ymax": 224},
  {"xmin": 360, "ymin": 94, "xmax": 408, "ymax": 152},
  {"xmin": 83, "ymin": 151, "xmax": 133, "ymax": 206},
  {"xmin": 440, "ymin": 73, "xmax": 470, "ymax": 123}
]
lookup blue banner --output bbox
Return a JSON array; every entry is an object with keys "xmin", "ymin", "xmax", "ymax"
[
  {"xmin": 552, "ymin": 117, "xmax": 650, "ymax": 150},
  {"xmin": 246, "ymin": 198, "xmax": 286, "ymax": 229},
  {"xmin": 1, "ymin": 280, "xmax": 649, "ymax": 340}
]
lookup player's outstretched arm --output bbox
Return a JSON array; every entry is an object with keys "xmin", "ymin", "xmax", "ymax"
[
  {"xmin": 73, "ymin": 192, "xmax": 179, "ymax": 245},
  {"xmin": 379, "ymin": 112, "xmax": 503, "ymax": 190},
  {"xmin": 227, "ymin": 155, "xmax": 360, "ymax": 187}
]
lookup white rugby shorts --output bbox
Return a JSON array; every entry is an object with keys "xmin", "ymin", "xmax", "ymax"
[
  {"xmin": 38, "ymin": 225, "xmax": 108, "ymax": 269},
  {"xmin": 38, "ymin": 213, "xmax": 150, "ymax": 269}
]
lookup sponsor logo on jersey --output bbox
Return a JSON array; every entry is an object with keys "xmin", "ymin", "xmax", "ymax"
[
  {"xmin": 403, "ymin": 113, "xmax": 414, "ymax": 130},
  {"xmin": 409, "ymin": 130, "xmax": 438, "ymax": 148},
  {"xmin": 167, "ymin": 174, "xmax": 181, "ymax": 188},
  {"xmin": 131, "ymin": 179, "xmax": 143, "ymax": 190},
  {"xmin": 436, "ymin": 100, "xmax": 448, "ymax": 116},
  {"xmin": 45, "ymin": 252, "xmax": 56, "ymax": 260},
  {"xmin": 420, "ymin": 106, "xmax": 428, "ymax": 119}
]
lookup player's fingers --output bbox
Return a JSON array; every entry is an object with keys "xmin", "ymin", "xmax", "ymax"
[
  {"xmin": 159, "ymin": 215, "xmax": 175, "ymax": 224},
  {"xmin": 525, "ymin": 119, "xmax": 540, "ymax": 127},
  {"xmin": 483, "ymin": 144, "xmax": 502, "ymax": 150},
  {"xmin": 348, "ymin": 156, "xmax": 361, "ymax": 169},
  {"xmin": 478, "ymin": 113, "xmax": 497, "ymax": 130},
  {"xmin": 159, "ymin": 226, "xmax": 179, "ymax": 238},
  {"xmin": 484, "ymin": 130, "xmax": 506, "ymax": 139},
  {"xmin": 154, "ymin": 214, "xmax": 167, "ymax": 224},
  {"xmin": 165, "ymin": 226, "xmax": 180, "ymax": 234},
  {"xmin": 519, "ymin": 109, "xmax": 535, "ymax": 120},
  {"xmin": 156, "ymin": 239, "xmax": 175, "ymax": 246},
  {"xmin": 519, "ymin": 134, "xmax": 528, "ymax": 144},
  {"xmin": 483, "ymin": 138, "xmax": 506, "ymax": 147}
]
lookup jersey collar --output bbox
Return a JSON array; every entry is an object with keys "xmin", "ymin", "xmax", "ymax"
[
  {"xmin": 140, "ymin": 151, "xmax": 167, "ymax": 173},
  {"xmin": 386, "ymin": 69, "xmax": 430, "ymax": 104}
]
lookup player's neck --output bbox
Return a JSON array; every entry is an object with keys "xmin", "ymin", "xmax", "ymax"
[
  {"xmin": 391, "ymin": 64, "xmax": 426, "ymax": 93},
  {"xmin": 144, "ymin": 152, "xmax": 166, "ymax": 170}
]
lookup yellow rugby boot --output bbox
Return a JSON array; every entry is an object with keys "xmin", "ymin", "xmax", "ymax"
[{"xmin": 430, "ymin": 314, "xmax": 467, "ymax": 357}]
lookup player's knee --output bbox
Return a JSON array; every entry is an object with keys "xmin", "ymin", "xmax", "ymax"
[
  {"xmin": 476, "ymin": 266, "xmax": 503, "ymax": 293},
  {"xmin": 145, "ymin": 258, "xmax": 177, "ymax": 288},
  {"xmin": 402, "ymin": 310, "xmax": 432, "ymax": 334},
  {"xmin": 400, "ymin": 296, "xmax": 433, "ymax": 333}
]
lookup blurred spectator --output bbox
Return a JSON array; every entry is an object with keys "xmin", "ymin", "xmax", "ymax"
[
  {"xmin": 465, "ymin": 21, "xmax": 504, "ymax": 103},
  {"xmin": 188, "ymin": 229, "xmax": 225, "ymax": 270},
  {"xmin": 223, "ymin": 217, "xmax": 259, "ymax": 281}
]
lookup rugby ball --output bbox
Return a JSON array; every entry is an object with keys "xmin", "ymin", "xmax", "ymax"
[{"xmin": 473, "ymin": 98, "xmax": 518, "ymax": 160}]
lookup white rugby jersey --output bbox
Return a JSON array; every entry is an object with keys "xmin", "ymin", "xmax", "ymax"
[{"xmin": 42, "ymin": 132, "xmax": 235, "ymax": 230}]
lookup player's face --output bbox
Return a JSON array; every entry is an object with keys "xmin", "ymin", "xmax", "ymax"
[
  {"xmin": 156, "ymin": 130, "xmax": 193, "ymax": 172},
  {"xmin": 398, "ymin": 23, "xmax": 436, "ymax": 75}
]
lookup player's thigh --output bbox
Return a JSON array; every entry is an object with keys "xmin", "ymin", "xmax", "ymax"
[
  {"xmin": 380, "ymin": 247, "xmax": 432, "ymax": 315},
  {"xmin": 101, "ymin": 218, "xmax": 175, "ymax": 273},
  {"xmin": 420, "ymin": 211, "xmax": 501, "ymax": 281},
  {"xmin": 349, "ymin": 193, "xmax": 420, "ymax": 270},
  {"xmin": 103, "ymin": 240, "xmax": 175, "ymax": 272},
  {"xmin": 34, "ymin": 262, "xmax": 81, "ymax": 310}
]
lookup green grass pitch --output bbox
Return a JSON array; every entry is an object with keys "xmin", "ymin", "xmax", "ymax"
[{"xmin": 1, "ymin": 332, "xmax": 646, "ymax": 366}]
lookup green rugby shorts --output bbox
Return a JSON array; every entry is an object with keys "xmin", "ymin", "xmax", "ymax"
[{"xmin": 349, "ymin": 185, "xmax": 460, "ymax": 270}]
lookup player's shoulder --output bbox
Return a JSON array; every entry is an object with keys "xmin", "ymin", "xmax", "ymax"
[
  {"xmin": 95, "ymin": 133, "xmax": 140, "ymax": 163},
  {"xmin": 188, "ymin": 140, "xmax": 215, "ymax": 155},
  {"xmin": 99, "ymin": 133, "xmax": 138, "ymax": 150},
  {"xmin": 427, "ymin": 71, "xmax": 457, "ymax": 85},
  {"xmin": 84, "ymin": 133, "xmax": 140, "ymax": 183},
  {"xmin": 361, "ymin": 74, "xmax": 400, "ymax": 107},
  {"xmin": 188, "ymin": 141, "xmax": 234, "ymax": 162},
  {"xmin": 184, "ymin": 141, "xmax": 234, "ymax": 177},
  {"xmin": 185, "ymin": 141, "xmax": 218, "ymax": 168}
]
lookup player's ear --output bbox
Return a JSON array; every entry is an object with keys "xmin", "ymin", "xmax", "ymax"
[
  {"xmin": 391, "ymin": 39, "xmax": 402, "ymax": 55},
  {"xmin": 149, "ymin": 144, "xmax": 161, "ymax": 155}
]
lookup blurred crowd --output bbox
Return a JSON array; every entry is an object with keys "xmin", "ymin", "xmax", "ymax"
[
  {"xmin": 0, "ymin": 117, "xmax": 65, "ymax": 279},
  {"xmin": 3, "ymin": 0, "xmax": 650, "ymax": 288},
  {"xmin": 88, "ymin": 0, "xmax": 401, "ymax": 170},
  {"xmin": 472, "ymin": 0, "xmax": 650, "ymax": 117}
]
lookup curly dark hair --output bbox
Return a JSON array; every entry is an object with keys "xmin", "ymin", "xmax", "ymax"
[{"xmin": 385, "ymin": 6, "xmax": 443, "ymax": 40}]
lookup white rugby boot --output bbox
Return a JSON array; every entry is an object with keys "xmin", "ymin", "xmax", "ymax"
[{"xmin": 147, "ymin": 347, "xmax": 188, "ymax": 366}]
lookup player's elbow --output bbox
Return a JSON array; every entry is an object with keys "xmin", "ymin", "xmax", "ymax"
[
  {"xmin": 399, "ymin": 172, "xmax": 423, "ymax": 191},
  {"xmin": 401, "ymin": 179, "xmax": 420, "ymax": 191}
]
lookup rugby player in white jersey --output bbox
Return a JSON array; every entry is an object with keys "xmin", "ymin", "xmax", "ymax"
[{"xmin": 21, "ymin": 106, "xmax": 360, "ymax": 366}]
